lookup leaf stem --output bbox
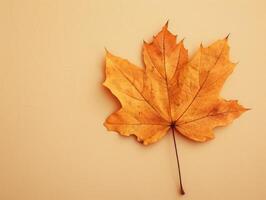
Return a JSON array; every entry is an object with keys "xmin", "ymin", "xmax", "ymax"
[{"xmin": 171, "ymin": 126, "xmax": 185, "ymax": 195}]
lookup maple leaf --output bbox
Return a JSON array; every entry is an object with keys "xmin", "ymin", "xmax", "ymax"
[{"xmin": 103, "ymin": 23, "xmax": 248, "ymax": 145}]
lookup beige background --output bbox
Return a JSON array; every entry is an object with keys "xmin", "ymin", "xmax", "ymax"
[{"xmin": 1, "ymin": 0, "xmax": 266, "ymax": 199}]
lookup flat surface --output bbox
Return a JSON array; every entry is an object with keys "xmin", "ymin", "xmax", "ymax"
[{"xmin": 0, "ymin": 0, "xmax": 266, "ymax": 199}]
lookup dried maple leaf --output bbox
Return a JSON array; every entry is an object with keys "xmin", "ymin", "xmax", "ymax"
[
  {"xmin": 103, "ymin": 23, "xmax": 248, "ymax": 194},
  {"xmin": 103, "ymin": 23, "xmax": 247, "ymax": 145}
]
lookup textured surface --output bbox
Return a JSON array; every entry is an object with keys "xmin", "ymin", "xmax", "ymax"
[
  {"xmin": 0, "ymin": 0, "xmax": 266, "ymax": 200},
  {"xmin": 104, "ymin": 24, "xmax": 247, "ymax": 144}
]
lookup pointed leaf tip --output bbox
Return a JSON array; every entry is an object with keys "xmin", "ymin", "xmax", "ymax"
[
  {"xmin": 165, "ymin": 20, "xmax": 169, "ymax": 27},
  {"xmin": 105, "ymin": 49, "xmax": 114, "ymax": 59},
  {"xmin": 162, "ymin": 20, "xmax": 169, "ymax": 31},
  {"xmin": 225, "ymin": 33, "xmax": 230, "ymax": 40},
  {"xmin": 104, "ymin": 47, "xmax": 110, "ymax": 54}
]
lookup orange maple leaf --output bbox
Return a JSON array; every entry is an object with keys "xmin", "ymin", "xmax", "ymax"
[
  {"xmin": 103, "ymin": 23, "xmax": 248, "ymax": 145},
  {"xmin": 103, "ymin": 23, "xmax": 248, "ymax": 195}
]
